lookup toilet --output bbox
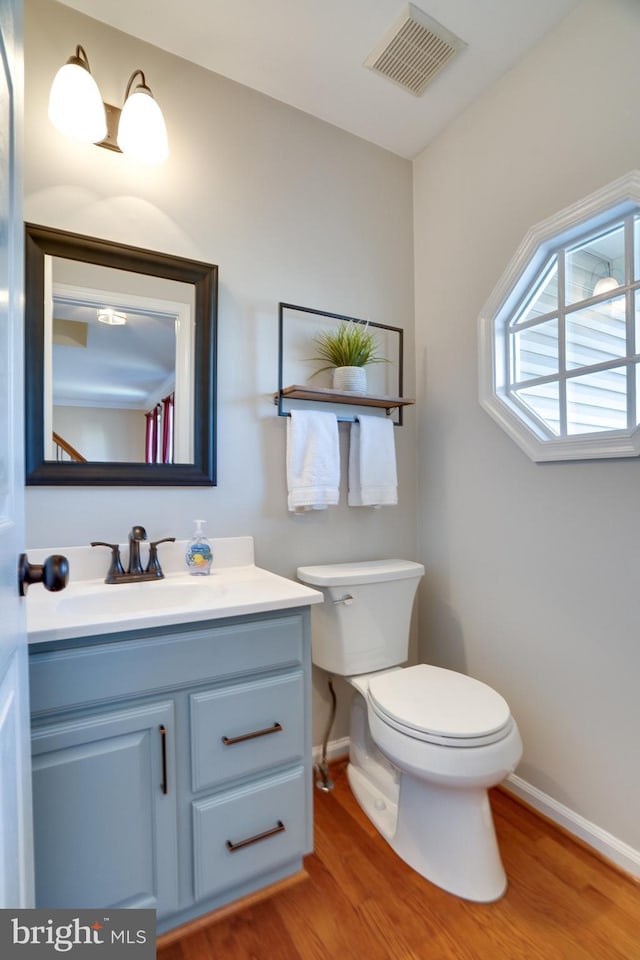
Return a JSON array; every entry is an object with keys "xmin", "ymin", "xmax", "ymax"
[{"xmin": 297, "ymin": 559, "xmax": 523, "ymax": 903}]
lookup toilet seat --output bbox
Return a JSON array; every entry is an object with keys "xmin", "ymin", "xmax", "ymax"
[{"xmin": 368, "ymin": 664, "xmax": 513, "ymax": 747}]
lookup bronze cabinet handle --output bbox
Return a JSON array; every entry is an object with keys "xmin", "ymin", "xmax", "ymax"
[
  {"xmin": 221, "ymin": 722, "xmax": 283, "ymax": 746},
  {"xmin": 160, "ymin": 725, "xmax": 168, "ymax": 794},
  {"xmin": 226, "ymin": 821, "xmax": 285, "ymax": 852}
]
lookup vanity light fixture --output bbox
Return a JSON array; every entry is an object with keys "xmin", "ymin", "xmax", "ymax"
[
  {"xmin": 48, "ymin": 45, "xmax": 168, "ymax": 164},
  {"xmin": 97, "ymin": 308, "xmax": 127, "ymax": 326},
  {"xmin": 48, "ymin": 45, "xmax": 107, "ymax": 144},
  {"xmin": 116, "ymin": 70, "xmax": 168, "ymax": 164}
]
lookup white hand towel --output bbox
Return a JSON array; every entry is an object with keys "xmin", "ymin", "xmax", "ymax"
[
  {"xmin": 348, "ymin": 415, "xmax": 397, "ymax": 507},
  {"xmin": 287, "ymin": 410, "xmax": 340, "ymax": 512}
]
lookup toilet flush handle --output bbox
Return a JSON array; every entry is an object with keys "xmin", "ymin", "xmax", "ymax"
[{"xmin": 332, "ymin": 594, "xmax": 353, "ymax": 605}]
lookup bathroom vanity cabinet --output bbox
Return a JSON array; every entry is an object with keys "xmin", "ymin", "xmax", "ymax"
[{"xmin": 28, "ymin": 607, "xmax": 313, "ymax": 935}]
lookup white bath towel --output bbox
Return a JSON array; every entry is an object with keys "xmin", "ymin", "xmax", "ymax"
[
  {"xmin": 348, "ymin": 415, "xmax": 397, "ymax": 507},
  {"xmin": 286, "ymin": 410, "xmax": 340, "ymax": 512}
]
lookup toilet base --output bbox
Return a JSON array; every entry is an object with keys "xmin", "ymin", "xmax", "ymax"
[
  {"xmin": 348, "ymin": 760, "xmax": 507, "ymax": 902},
  {"xmin": 392, "ymin": 773, "xmax": 507, "ymax": 902}
]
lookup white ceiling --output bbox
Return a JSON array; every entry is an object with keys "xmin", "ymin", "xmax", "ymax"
[
  {"xmin": 58, "ymin": 0, "xmax": 580, "ymax": 159},
  {"xmin": 52, "ymin": 298, "xmax": 176, "ymax": 409}
]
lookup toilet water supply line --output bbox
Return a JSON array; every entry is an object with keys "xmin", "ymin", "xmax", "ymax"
[{"xmin": 315, "ymin": 677, "xmax": 337, "ymax": 793}]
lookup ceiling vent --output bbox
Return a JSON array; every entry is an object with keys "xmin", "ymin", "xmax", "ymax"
[{"xmin": 364, "ymin": 4, "xmax": 466, "ymax": 97}]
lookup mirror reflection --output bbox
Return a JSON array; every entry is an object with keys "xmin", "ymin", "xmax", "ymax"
[
  {"xmin": 48, "ymin": 258, "xmax": 194, "ymax": 464},
  {"xmin": 25, "ymin": 224, "xmax": 218, "ymax": 486}
]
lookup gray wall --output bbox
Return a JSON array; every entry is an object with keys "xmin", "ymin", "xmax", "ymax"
[
  {"xmin": 24, "ymin": 0, "xmax": 418, "ymax": 746},
  {"xmin": 414, "ymin": 0, "xmax": 640, "ymax": 861}
]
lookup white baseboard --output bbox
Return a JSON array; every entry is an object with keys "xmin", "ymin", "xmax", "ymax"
[
  {"xmin": 312, "ymin": 736, "xmax": 350, "ymax": 766},
  {"xmin": 504, "ymin": 773, "xmax": 640, "ymax": 880}
]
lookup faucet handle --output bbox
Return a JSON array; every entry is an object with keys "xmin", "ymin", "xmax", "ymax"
[
  {"xmin": 90, "ymin": 541, "xmax": 125, "ymax": 582},
  {"xmin": 146, "ymin": 537, "xmax": 176, "ymax": 578}
]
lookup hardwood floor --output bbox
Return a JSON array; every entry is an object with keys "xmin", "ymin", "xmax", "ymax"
[{"xmin": 159, "ymin": 761, "xmax": 640, "ymax": 959}]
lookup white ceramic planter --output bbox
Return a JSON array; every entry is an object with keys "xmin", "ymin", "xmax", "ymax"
[{"xmin": 333, "ymin": 366, "xmax": 367, "ymax": 393}]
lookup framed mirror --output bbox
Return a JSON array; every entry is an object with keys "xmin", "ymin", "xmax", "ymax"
[{"xmin": 24, "ymin": 223, "xmax": 217, "ymax": 485}]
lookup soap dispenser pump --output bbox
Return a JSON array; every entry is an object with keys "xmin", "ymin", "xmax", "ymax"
[{"xmin": 185, "ymin": 520, "xmax": 213, "ymax": 576}]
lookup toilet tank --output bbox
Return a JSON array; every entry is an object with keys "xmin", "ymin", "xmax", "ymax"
[{"xmin": 297, "ymin": 560, "xmax": 424, "ymax": 676}]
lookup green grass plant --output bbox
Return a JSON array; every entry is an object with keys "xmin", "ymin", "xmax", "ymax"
[{"xmin": 309, "ymin": 321, "xmax": 387, "ymax": 376}]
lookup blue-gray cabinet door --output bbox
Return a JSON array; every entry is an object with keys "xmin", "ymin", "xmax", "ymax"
[{"xmin": 31, "ymin": 701, "xmax": 178, "ymax": 917}]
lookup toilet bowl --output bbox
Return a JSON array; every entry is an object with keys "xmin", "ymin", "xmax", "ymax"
[{"xmin": 297, "ymin": 559, "xmax": 523, "ymax": 903}]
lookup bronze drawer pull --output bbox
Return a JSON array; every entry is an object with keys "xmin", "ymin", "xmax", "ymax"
[
  {"xmin": 226, "ymin": 820, "xmax": 285, "ymax": 852},
  {"xmin": 222, "ymin": 722, "xmax": 283, "ymax": 746},
  {"xmin": 160, "ymin": 725, "xmax": 168, "ymax": 795}
]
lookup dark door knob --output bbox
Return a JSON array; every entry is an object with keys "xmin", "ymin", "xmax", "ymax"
[{"xmin": 18, "ymin": 553, "xmax": 69, "ymax": 597}]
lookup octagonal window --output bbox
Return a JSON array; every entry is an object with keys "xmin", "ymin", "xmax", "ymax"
[{"xmin": 479, "ymin": 171, "xmax": 640, "ymax": 461}]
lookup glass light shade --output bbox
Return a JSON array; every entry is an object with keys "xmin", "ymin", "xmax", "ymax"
[
  {"xmin": 593, "ymin": 276, "xmax": 620, "ymax": 297},
  {"xmin": 48, "ymin": 60, "xmax": 107, "ymax": 143},
  {"xmin": 117, "ymin": 88, "xmax": 168, "ymax": 164}
]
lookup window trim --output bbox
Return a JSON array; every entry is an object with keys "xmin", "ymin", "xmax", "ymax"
[{"xmin": 479, "ymin": 170, "xmax": 640, "ymax": 461}]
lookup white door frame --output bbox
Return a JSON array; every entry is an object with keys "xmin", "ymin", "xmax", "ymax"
[{"xmin": 0, "ymin": 0, "xmax": 34, "ymax": 908}]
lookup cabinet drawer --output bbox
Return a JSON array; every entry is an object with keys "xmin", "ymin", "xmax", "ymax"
[
  {"xmin": 29, "ymin": 613, "xmax": 305, "ymax": 716},
  {"xmin": 190, "ymin": 672, "xmax": 304, "ymax": 791},
  {"xmin": 192, "ymin": 766, "xmax": 306, "ymax": 902}
]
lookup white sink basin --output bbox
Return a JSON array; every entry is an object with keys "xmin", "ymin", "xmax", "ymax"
[{"xmin": 55, "ymin": 580, "xmax": 215, "ymax": 617}]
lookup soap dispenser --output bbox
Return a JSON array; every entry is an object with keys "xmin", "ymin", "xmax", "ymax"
[{"xmin": 185, "ymin": 520, "xmax": 213, "ymax": 576}]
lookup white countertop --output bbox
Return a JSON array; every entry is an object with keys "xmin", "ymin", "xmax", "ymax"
[{"xmin": 26, "ymin": 537, "xmax": 323, "ymax": 645}]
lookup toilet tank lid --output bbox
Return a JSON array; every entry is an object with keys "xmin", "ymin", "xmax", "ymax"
[{"xmin": 297, "ymin": 559, "xmax": 424, "ymax": 586}]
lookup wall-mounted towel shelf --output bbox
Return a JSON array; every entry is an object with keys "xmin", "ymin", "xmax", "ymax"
[
  {"xmin": 275, "ymin": 303, "xmax": 414, "ymax": 426},
  {"xmin": 274, "ymin": 384, "xmax": 414, "ymax": 414}
]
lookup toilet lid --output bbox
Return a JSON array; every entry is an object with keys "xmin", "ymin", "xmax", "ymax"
[{"xmin": 368, "ymin": 664, "xmax": 512, "ymax": 745}]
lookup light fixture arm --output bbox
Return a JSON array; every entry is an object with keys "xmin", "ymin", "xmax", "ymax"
[
  {"xmin": 68, "ymin": 45, "xmax": 91, "ymax": 70},
  {"xmin": 123, "ymin": 69, "xmax": 151, "ymax": 102}
]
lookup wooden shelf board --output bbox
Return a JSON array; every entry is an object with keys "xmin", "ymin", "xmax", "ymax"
[{"xmin": 278, "ymin": 385, "xmax": 415, "ymax": 409}]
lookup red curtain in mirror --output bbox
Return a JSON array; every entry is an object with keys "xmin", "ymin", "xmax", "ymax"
[
  {"xmin": 145, "ymin": 409, "xmax": 158, "ymax": 463},
  {"xmin": 145, "ymin": 394, "xmax": 174, "ymax": 464},
  {"xmin": 161, "ymin": 394, "xmax": 174, "ymax": 463}
]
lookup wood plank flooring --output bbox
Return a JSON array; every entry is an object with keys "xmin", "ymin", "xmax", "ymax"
[{"xmin": 159, "ymin": 761, "xmax": 640, "ymax": 959}]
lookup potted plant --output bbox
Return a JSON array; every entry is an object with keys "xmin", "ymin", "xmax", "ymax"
[{"xmin": 309, "ymin": 321, "xmax": 387, "ymax": 393}]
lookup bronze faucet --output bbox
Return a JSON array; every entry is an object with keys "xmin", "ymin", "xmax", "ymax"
[
  {"xmin": 127, "ymin": 524, "xmax": 147, "ymax": 575},
  {"xmin": 91, "ymin": 526, "xmax": 176, "ymax": 584}
]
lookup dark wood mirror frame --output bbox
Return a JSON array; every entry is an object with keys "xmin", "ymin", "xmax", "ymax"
[{"xmin": 24, "ymin": 223, "xmax": 217, "ymax": 486}]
